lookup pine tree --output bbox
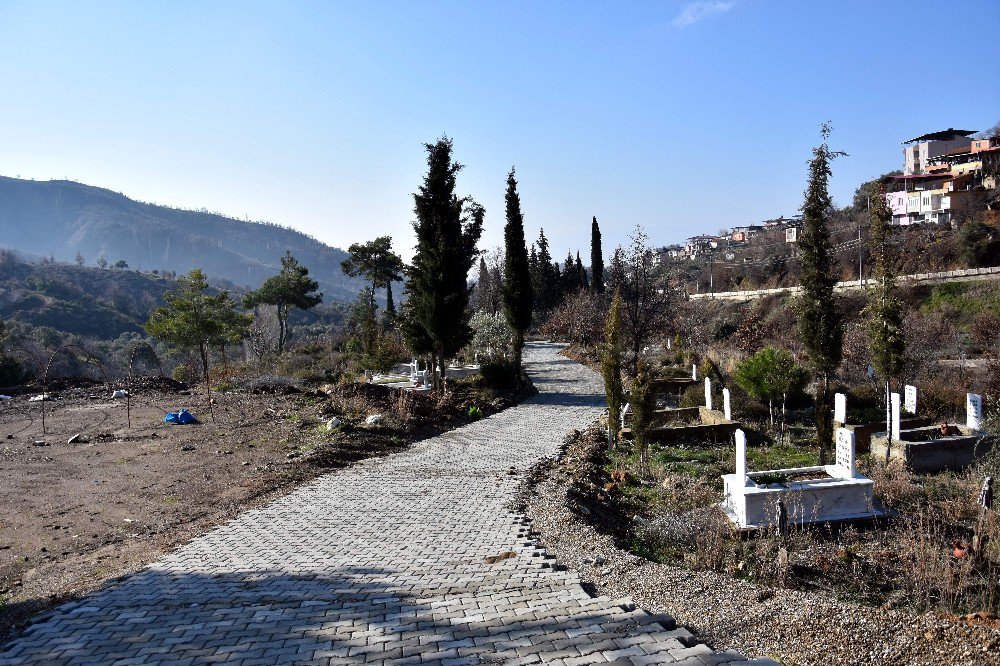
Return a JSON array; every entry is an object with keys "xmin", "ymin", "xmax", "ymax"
[
  {"xmin": 602, "ymin": 291, "xmax": 624, "ymax": 447},
  {"xmin": 866, "ymin": 181, "xmax": 905, "ymax": 454},
  {"xmin": 590, "ymin": 217, "xmax": 604, "ymax": 293},
  {"xmin": 402, "ymin": 137, "xmax": 483, "ymax": 389},
  {"xmin": 146, "ymin": 268, "xmax": 250, "ymax": 419},
  {"xmin": 501, "ymin": 168, "xmax": 534, "ymax": 369},
  {"xmin": 341, "ymin": 236, "xmax": 404, "ymax": 316},
  {"xmin": 244, "ymin": 252, "xmax": 323, "ymax": 354},
  {"xmin": 796, "ymin": 123, "xmax": 845, "ymax": 463}
]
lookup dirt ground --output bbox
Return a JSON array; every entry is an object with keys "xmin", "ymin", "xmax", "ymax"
[{"xmin": 0, "ymin": 375, "xmax": 528, "ymax": 643}]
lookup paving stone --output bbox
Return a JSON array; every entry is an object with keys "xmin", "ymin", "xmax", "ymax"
[{"xmin": 0, "ymin": 344, "xmax": 741, "ymax": 665}]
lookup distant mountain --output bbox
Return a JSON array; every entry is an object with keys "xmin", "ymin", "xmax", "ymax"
[{"xmin": 0, "ymin": 176, "xmax": 366, "ymax": 303}]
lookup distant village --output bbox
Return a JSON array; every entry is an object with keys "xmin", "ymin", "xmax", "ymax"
[{"xmin": 660, "ymin": 127, "xmax": 1000, "ymax": 264}]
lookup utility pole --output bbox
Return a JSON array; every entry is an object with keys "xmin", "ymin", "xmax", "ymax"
[{"xmin": 860, "ymin": 197, "xmax": 868, "ymax": 288}]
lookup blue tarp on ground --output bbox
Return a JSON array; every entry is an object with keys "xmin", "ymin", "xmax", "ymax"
[{"xmin": 164, "ymin": 409, "xmax": 199, "ymax": 425}]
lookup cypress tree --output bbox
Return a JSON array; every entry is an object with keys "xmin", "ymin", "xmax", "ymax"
[
  {"xmin": 866, "ymin": 181, "xmax": 905, "ymax": 455},
  {"xmin": 607, "ymin": 246, "xmax": 626, "ymax": 296},
  {"xmin": 534, "ymin": 229, "xmax": 557, "ymax": 312},
  {"xmin": 590, "ymin": 217, "xmax": 605, "ymax": 293},
  {"xmin": 575, "ymin": 251, "xmax": 589, "ymax": 290},
  {"xmin": 561, "ymin": 249, "xmax": 578, "ymax": 295},
  {"xmin": 475, "ymin": 257, "xmax": 491, "ymax": 311},
  {"xmin": 402, "ymin": 137, "xmax": 484, "ymax": 389},
  {"xmin": 796, "ymin": 123, "xmax": 845, "ymax": 463},
  {"xmin": 489, "ymin": 263, "xmax": 503, "ymax": 314},
  {"xmin": 602, "ymin": 291, "xmax": 624, "ymax": 447},
  {"xmin": 501, "ymin": 168, "xmax": 534, "ymax": 369}
]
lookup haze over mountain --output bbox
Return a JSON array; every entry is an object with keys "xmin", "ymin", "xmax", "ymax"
[{"xmin": 0, "ymin": 176, "xmax": 365, "ymax": 303}]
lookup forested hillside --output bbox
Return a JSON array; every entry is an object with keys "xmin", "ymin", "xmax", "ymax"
[
  {"xmin": 0, "ymin": 176, "xmax": 365, "ymax": 302},
  {"xmin": 0, "ymin": 252, "xmax": 345, "ymax": 341}
]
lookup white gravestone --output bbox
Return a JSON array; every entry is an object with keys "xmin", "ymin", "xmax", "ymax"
[
  {"xmin": 835, "ymin": 427, "xmax": 857, "ymax": 478},
  {"xmin": 692, "ymin": 364, "xmax": 697, "ymax": 380},
  {"xmin": 735, "ymin": 429, "xmax": 747, "ymax": 486},
  {"xmin": 890, "ymin": 392, "xmax": 901, "ymax": 441},
  {"xmin": 723, "ymin": 388, "xmax": 732, "ymax": 421},
  {"xmin": 667, "ymin": 338, "xmax": 671, "ymax": 350},
  {"xmin": 904, "ymin": 385, "xmax": 917, "ymax": 415},
  {"xmin": 968, "ymin": 393, "xmax": 983, "ymax": 430},
  {"xmin": 621, "ymin": 403, "xmax": 631, "ymax": 430},
  {"xmin": 704, "ymin": 377, "xmax": 713, "ymax": 410},
  {"xmin": 834, "ymin": 392, "xmax": 847, "ymax": 424}
]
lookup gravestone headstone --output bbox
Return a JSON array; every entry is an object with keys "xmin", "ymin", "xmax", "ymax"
[
  {"xmin": 891, "ymin": 392, "xmax": 901, "ymax": 441},
  {"xmin": 692, "ymin": 364, "xmax": 698, "ymax": 380},
  {"xmin": 834, "ymin": 393, "xmax": 847, "ymax": 424},
  {"xmin": 904, "ymin": 385, "xmax": 917, "ymax": 415},
  {"xmin": 667, "ymin": 338, "xmax": 672, "ymax": 350},
  {"xmin": 704, "ymin": 377, "xmax": 713, "ymax": 410},
  {"xmin": 723, "ymin": 387, "xmax": 732, "ymax": 421},
  {"xmin": 835, "ymin": 428, "xmax": 856, "ymax": 478},
  {"xmin": 621, "ymin": 403, "xmax": 631, "ymax": 430},
  {"xmin": 735, "ymin": 429, "xmax": 747, "ymax": 485},
  {"xmin": 979, "ymin": 476, "xmax": 993, "ymax": 510},
  {"xmin": 967, "ymin": 393, "xmax": 983, "ymax": 430}
]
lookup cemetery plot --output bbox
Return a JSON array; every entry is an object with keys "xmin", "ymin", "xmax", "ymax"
[
  {"xmin": 871, "ymin": 392, "xmax": 994, "ymax": 473},
  {"xmin": 620, "ymin": 372, "xmax": 742, "ymax": 444},
  {"xmin": 588, "ymin": 371, "xmax": 1000, "ymax": 619},
  {"xmin": 721, "ymin": 428, "xmax": 885, "ymax": 529}
]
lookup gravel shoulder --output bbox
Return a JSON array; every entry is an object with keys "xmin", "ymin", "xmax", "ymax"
[{"xmin": 520, "ymin": 428, "xmax": 1000, "ymax": 666}]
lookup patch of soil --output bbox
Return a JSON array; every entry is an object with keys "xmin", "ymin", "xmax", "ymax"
[{"xmin": 0, "ymin": 374, "xmax": 533, "ymax": 643}]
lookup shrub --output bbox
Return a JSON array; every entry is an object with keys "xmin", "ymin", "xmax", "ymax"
[
  {"xmin": 0, "ymin": 356, "xmax": 26, "ymax": 386},
  {"xmin": 479, "ymin": 358, "xmax": 519, "ymax": 389},
  {"xmin": 171, "ymin": 364, "xmax": 194, "ymax": 384}
]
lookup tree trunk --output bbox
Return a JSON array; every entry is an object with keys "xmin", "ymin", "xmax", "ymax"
[
  {"xmin": 884, "ymin": 378, "xmax": 892, "ymax": 465},
  {"xmin": 514, "ymin": 329, "xmax": 524, "ymax": 372},
  {"xmin": 276, "ymin": 302, "xmax": 287, "ymax": 355},
  {"xmin": 815, "ymin": 374, "xmax": 831, "ymax": 464},
  {"xmin": 781, "ymin": 393, "xmax": 788, "ymax": 445},
  {"xmin": 199, "ymin": 342, "xmax": 214, "ymax": 422}
]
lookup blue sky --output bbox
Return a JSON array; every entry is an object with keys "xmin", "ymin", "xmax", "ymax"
[{"xmin": 1, "ymin": 0, "xmax": 998, "ymax": 262}]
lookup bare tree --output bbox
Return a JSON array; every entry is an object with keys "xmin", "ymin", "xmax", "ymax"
[
  {"xmin": 619, "ymin": 227, "xmax": 671, "ymax": 374},
  {"xmin": 245, "ymin": 305, "xmax": 281, "ymax": 366}
]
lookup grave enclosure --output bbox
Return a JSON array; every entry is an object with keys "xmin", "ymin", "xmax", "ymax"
[
  {"xmin": 721, "ymin": 428, "xmax": 884, "ymax": 529},
  {"xmin": 620, "ymin": 374, "xmax": 741, "ymax": 444},
  {"xmin": 869, "ymin": 389, "xmax": 992, "ymax": 473}
]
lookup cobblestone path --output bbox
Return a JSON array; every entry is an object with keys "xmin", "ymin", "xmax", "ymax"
[{"xmin": 1, "ymin": 343, "xmax": 767, "ymax": 665}]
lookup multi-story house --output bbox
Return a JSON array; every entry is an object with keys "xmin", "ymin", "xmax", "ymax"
[
  {"xmin": 887, "ymin": 127, "xmax": 997, "ymax": 226},
  {"xmin": 684, "ymin": 235, "xmax": 721, "ymax": 258}
]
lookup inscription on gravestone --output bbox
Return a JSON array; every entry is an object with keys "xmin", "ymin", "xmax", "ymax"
[
  {"xmin": 835, "ymin": 428, "xmax": 856, "ymax": 477},
  {"xmin": 967, "ymin": 393, "xmax": 983, "ymax": 430},
  {"xmin": 904, "ymin": 385, "xmax": 917, "ymax": 415}
]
